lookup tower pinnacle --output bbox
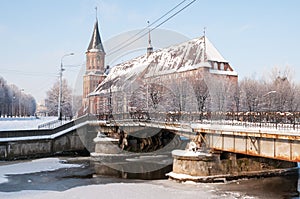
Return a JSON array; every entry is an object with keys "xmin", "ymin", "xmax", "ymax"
[
  {"xmin": 87, "ymin": 16, "xmax": 105, "ymax": 53},
  {"xmin": 147, "ymin": 21, "xmax": 153, "ymax": 56},
  {"xmin": 95, "ymin": 6, "xmax": 98, "ymax": 21},
  {"xmin": 203, "ymin": 27, "xmax": 207, "ymax": 62}
]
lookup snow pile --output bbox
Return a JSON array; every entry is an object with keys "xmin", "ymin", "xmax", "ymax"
[{"xmin": 0, "ymin": 158, "xmax": 81, "ymax": 184}]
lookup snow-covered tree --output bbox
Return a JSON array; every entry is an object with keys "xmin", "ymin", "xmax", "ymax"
[
  {"xmin": 72, "ymin": 94, "xmax": 83, "ymax": 116},
  {"xmin": 0, "ymin": 76, "xmax": 36, "ymax": 117},
  {"xmin": 129, "ymin": 82, "xmax": 147, "ymax": 112},
  {"xmin": 239, "ymin": 77, "xmax": 264, "ymax": 112},
  {"xmin": 207, "ymin": 76, "xmax": 235, "ymax": 113},
  {"xmin": 168, "ymin": 77, "xmax": 190, "ymax": 112},
  {"xmin": 45, "ymin": 79, "xmax": 73, "ymax": 118},
  {"xmin": 267, "ymin": 67, "xmax": 297, "ymax": 112},
  {"xmin": 191, "ymin": 76, "xmax": 209, "ymax": 119}
]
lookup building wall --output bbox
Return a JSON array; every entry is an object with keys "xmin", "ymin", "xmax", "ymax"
[
  {"xmin": 86, "ymin": 51, "xmax": 105, "ymax": 73},
  {"xmin": 92, "ymin": 60, "xmax": 238, "ymax": 115}
]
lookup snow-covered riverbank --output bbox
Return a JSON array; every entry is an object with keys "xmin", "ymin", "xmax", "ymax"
[{"xmin": 0, "ymin": 117, "xmax": 57, "ymax": 131}]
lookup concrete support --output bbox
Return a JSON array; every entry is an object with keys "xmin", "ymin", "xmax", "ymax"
[{"xmin": 168, "ymin": 149, "xmax": 297, "ymax": 183}]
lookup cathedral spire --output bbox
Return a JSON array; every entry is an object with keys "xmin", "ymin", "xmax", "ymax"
[
  {"xmin": 87, "ymin": 9, "xmax": 105, "ymax": 53},
  {"xmin": 147, "ymin": 21, "xmax": 153, "ymax": 56},
  {"xmin": 95, "ymin": 6, "xmax": 98, "ymax": 21},
  {"xmin": 203, "ymin": 27, "xmax": 207, "ymax": 62}
]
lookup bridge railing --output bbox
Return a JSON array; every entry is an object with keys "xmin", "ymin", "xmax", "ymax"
[
  {"xmin": 37, "ymin": 117, "xmax": 72, "ymax": 129},
  {"xmin": 95, "ymin": 111, "xmax": 300, "ymax": 131}
]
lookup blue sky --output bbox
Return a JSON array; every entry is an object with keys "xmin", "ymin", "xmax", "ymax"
[{"xmin": 0, "ymin": 0, "xmax": 300, "ymax": 102}]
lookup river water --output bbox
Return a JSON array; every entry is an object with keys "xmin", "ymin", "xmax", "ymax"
[{"xmin": 0, "ymin": 157, "xmax": 299, "ymax": 199}]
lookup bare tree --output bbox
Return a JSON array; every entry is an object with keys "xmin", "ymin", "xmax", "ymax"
[
  {"xmin": 72, "ymin": 94, "xmax": 83, "ymax": 116},
  {"xmin": 207, "ymin": 76, "xmax": 235, "ymax": 113},
  {"xmin": 268, "ymin": 66, "xmax": 297, "ymax": 112},
  {"xmin": 0, "ymin": 76, "xmax": 36, "ymax": 117},
  {"xmin": 129, "ymin": 83, "xmax": 147, "ymax": 112},
  {"xmin": 167, "ymin": 77, "xmax": 191, "ymax": 112},
  {"xmin": 239, "ymin": 77, "xmax": 263, "ymax": 112},
  {"xmin": 191, "ymin": 77, "xmax": 209, "ymax": 119},
  {"xmin": 45, "ymin": 79, "xmax": 73, "ymax": 118}
]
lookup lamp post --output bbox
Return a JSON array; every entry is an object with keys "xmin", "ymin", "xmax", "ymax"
[
  {"xmin": 263, "ymin": 91, "xmax": 277, "ymax": 112},
  {"xmin": 58, "ymin": 53, "xmax": 74, "ymax": 120},
  {"xmin": 11, "ymin": 96, "xmax": 15, "ymax": 117},
  {"xmin": 19, "ymin": 89, "xmax": 24, "ymax": 117}
]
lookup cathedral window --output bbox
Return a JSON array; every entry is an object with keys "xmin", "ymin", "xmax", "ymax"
[
  {"xmin": 220, "ymin": 63, "xmax": 224, "ymax": 70},
  {"xmin": 214, "ymin": 62, "xmax": 218, "ymax": 70}
]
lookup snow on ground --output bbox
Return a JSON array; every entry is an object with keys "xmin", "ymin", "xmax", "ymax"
[
  {"xmin": 0, "ymin": 117, "xmax": 57, "ymax": 131},
  {"xmin": 0, "ymin": 158, "xmax": 81, "ymax": 184},
  {"xmin": 0, "ymin": 180, "xmax": 251, "ymax": 199}
]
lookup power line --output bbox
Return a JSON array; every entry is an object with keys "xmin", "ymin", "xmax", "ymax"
[
  {"xmin": 0, "ymin": 68, "xmax": 57, "ymax": 77},
  {"xmin": 107, "ymin": 0, "xmax": 188, "ymax": 53},
  {"xmin": 152, "ymin": 0, "xmax": 197, "ymax": 33},
  {"xmin": 107, "ymin": 0, "xmax": 196, "ymax": 57},
  {"xmin": 0, "ymin": 62, "xmax": 84, "ymax": 77}
]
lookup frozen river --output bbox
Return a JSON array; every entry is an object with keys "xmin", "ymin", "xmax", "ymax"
[
  {"xmin": 0, "ymin": 118, "xmax": 299, "ymax": 198},
  {"xmin": 0, "ymin": 157, "xmax": 299, "ymax": 199}
]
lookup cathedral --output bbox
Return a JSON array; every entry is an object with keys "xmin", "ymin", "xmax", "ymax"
[{"xmin": 82, "ymin": 18, "xmax": 238, "ymax": 117}]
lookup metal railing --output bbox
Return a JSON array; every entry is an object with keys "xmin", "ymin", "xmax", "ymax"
[
  {"xmin": 38, "ymin": 117, "xmax": 72, "ymax": 129},
  {"xmin": 94, "ymin": 111, "xmax": 300, "ymax": 131}
]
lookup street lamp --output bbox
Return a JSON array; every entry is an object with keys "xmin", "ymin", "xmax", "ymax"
[
  {"xmin": 19, "ymin": 89, "xmax": 24, "ymax": 117},
  {"xmin": 263, "ymin": 90, "xmax": 277, "ymax": 97},
  {"xmin": 11, "ymin": 96, "xmax": 15, "ymax": 117},
  {"xmin": 58, "ymin": 53, "xmax": 74, "ymax": 120},
  {"xmin": 263, "ymin": 91, "xmax": 277, "ymax": 112}
]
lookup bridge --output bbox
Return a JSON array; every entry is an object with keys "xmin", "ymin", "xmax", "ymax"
[
  {"xmin": 86, "ymin": 111, "xmax": 300, "ymax": 181},
  {"xmin": 94, "ymin": 111, "xmax": 300, "ymax": 163},
  {"xmin": 1, "ymin": 111, "xmax": 300, "ymax": 164},
  {"xmin": 0, "ymin": 111, "xmax": 299, "ymax": 182}
]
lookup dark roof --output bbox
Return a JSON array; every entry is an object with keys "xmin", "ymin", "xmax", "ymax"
[{"xmin": 87, "ymin": 20, "xmax": 105, "ymax": 52}]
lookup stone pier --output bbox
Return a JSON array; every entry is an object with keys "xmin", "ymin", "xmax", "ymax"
[
  {"xmin": 167, "ymin": 147, "xmax": 297, "ymax": 183},
  {"xmin": 91, "ymin": 131, "xmax": 181, "ymax": 179}
]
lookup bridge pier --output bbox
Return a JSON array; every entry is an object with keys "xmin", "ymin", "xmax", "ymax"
[
  {"xmin": 168, "ymin": 148, "xmax": 297, "ymax": 183},
  {"xmin": 91, "ymin": 126, "xmax": 186, "ymax": 179}
]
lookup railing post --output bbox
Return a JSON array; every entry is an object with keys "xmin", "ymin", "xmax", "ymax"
[
  {"xmin": 259, "ymin": 112, "xmax": 262, "ymax": 128},
  {"xmin": 293, "ymin": 113, "xmax": 296, "ymax": 130}
]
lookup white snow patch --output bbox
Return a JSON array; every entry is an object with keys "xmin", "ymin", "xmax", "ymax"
[
  {"xmin": 172, "ymin": 149, "xmax": 212, "ymax": 157},
  {"xmin": 210, "ymin": 69, "xmax": 238, "ymax": 76},
  {"xmin": 0, "ymin": 117, "xmax": 57, "ymax": 131},
  {"xmin": 0, "ymin": 158, "xmax": 81, "ymax": 184},
  {"xmin": 0, "ymin": 182, "xmax": 219, "ymax": 199}
]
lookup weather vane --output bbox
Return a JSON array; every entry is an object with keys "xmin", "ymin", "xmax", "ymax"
[{"xmin": 95, "ymin": 6, "xmax": 98, "ymax": 20}]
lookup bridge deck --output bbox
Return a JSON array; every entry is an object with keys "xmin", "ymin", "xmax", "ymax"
[{"xmin": 103, "ymin": 119, "xmax": 300, "ymax": 162}]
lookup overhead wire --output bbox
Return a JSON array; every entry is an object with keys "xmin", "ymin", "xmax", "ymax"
[
  {"xmin": 107, "ymin": 0, "xmax": 188, "ymax": 53},
  {"xmin": 107, "ymin": 0, "xmax": 197, "ymax": 57},
  {"xmin": 0, "ymin": 68, "xmax": 57, "ymax": 77}
]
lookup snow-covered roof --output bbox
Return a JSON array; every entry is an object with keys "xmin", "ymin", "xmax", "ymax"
[{"xmin": 91, "ymin": 36, "xmax": 236, "ymax": 96}]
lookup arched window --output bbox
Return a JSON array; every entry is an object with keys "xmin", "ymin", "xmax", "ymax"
[
  {"xmin": 214, "ymin": 62, "xmax": 218, "ymax": 70},
  {"xmin": 220, "ymin": 63, "xmax": 224, "ymax": 70}
]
